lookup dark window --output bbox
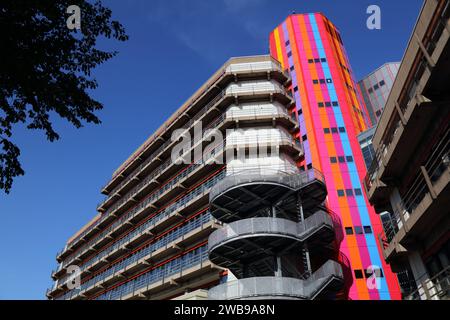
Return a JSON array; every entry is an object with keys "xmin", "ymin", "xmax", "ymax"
[
  {"xmin": 346, "ymin": 156, "xmax": 354, "ymax": 162},
  {"xmin": 302, "ymin": 134, "xmax": 307, "ymax": 141},
  {"xmin": 318, "ymin": 102, "xmax": 324, "ymax": 108},
  {"xmin": 376, "ymin": 110, "xmax": 382, "ymax": 117},
  {"xmin": 321, "ymin": 58, "xmax": 327, "ymax": 63},
  {"xmin": 332, "ymin": 101, "xmax": 339, "ymax": 107},
  {"xmin": 313, "ymin": 79, "xmax": 319, "ymax": 84},
  {"xmin": 290, "ymin": 65, "xmax": 295, "ymax": 71},
  {"xmin": 324, "ymin": 128, "xmax": 330, "ymax": 134},
  {"xmin": 326, "ymin": 78, "xmax": 333, "ymax": 83},
  {"xmin": 338, "ymin": 127, "xmax": 346, "ymax": 133},
  {"xmin": 354, "ymin": 226, "xmax": 363, "ymax": 234},
  {"xmin": 354, "ymin": 188, "xmax": 362, "ymax": 196},
  {"xmin": 307, "ymin": 163, "xmax": 313, "ymax": 170},
  {"xmin": 374, "ymin": 84, "xmax": 379, "ymax": 90},
  {"xmin": 368, "ymin": 88, "xmax": 373, "ymax": 93},
  {"xmin": 308, "ymin": 59, "xmax": 314, "ymax": 64},
  {"xmin": 354, "ymin": 270, "xmax": 364, "ymax": 279},
  {"xmin": 331, "ymin": 127, "xmax": 338, "ymax": 134},
  {"xmin": 346, "ymin": 189, "xmax": 354, "ymax": 196},
  {"xmin": 345, "ymin": 227, "xmax": 353, "ymax": 235},
  {"xmin": 325, "ymin": 102, "xmax": 332, "ymax": 107},
  {"xmin": 314, "ymin": 58, "xmax": 320, "ymax": 63},
  {"xmin": 319, "ymin": 79, "xmax": 326, "ymax": 84},
  {"xmin": 293, "ymin": 86, "xmax": 298, "ymax": 92},
  {"xmin": 338, "ymin": 156, "xmax": 345, "ymax": 163},
  {"xmin": 287, "ymin": 51, "xmax": 292, "ymax": 57},
  {"xmin": 285, "ymin": 40, "xmax": 290, "ymax": 46},
  {"xmin": 298, "ymin": 109, "xmax": 303, "ymax": 115},
  {"xmin": 337, "ymin": 190, "xmax": 345, "ymax": 197},
  {"xmin": 330, "ymin": 157, "xmax": 337, "ymax": 164},
  {"xmin": 379, "ymin": 80, "xmax": 385, "ymax": 87},
  {"xmin": 364, "ymin": 226, "xmax": 372, "ymax": 234}
]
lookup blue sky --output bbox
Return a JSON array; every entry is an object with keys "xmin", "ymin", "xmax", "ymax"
[{"xmin": 0, "ymin": 0, "xmax": 422, "ymax": 299}]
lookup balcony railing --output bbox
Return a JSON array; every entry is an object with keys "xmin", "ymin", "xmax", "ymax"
[
  {"xmin": 405, "ymin": 266, "xmax": 450, "ymax": 300},
  {"xmin": 55, "ymin": 212, "xmax": 212, "ymax": 299}
]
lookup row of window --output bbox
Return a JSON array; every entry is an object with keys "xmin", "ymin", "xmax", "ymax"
[
  {"xmin": 367, "ymin": 80, "xmax": 386, "ymax": 93},
  {"xmin": 313, "ymin": 78, "xmax": 333, "ymax": 85},
  {"xmin": 330, "ymin": 155, "xmax": 354, "ymax": 164},
  {"xmin": 337, "ymin": 188, "xmax": 363, "ymax": 197},
  {"xmin": 324, "ymin": 127, "xmax": 346, "ymax": 134},
  {"xmin": 354, "ymin": 268, "xmax": 384, "ymax": 279},
  {"xmin": 308, "ymin": 57, "xmax": 327, "ymax": 64},
  {"xmin": 318, "ymin": 101, "xmax": 339, "ymax": 108},
  {"xmin": 345, "ymin": 225, "xmax": 372, "ymax": 235}
]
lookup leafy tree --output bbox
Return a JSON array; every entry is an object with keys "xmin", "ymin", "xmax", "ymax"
[{"xmin": 0, "ymin": 0, "xmax": 128, "ymax": 193}]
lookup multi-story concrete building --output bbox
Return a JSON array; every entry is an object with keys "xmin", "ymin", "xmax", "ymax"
[
  {"xmin": 358, "ymin": 63, "xmax": 400, "ymax": 128},
  {"xmin": 365, "ymin": 0, "xmax": 450, "ymax": 300},
  {"xmin": 270, "ymin": 13, "xmax": 402, "ymax": 300},
  {"xmin": 356, "ymin": 64, "xmax": 400, "ymax": 170},
  {"xmin": 48, "ymin": 55, "xmax": 348, "ymax": 300}
]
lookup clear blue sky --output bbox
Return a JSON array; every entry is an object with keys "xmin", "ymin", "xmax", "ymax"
[{"xmin": 0, "ymin": 0, "xmax": 422, "ymax": 299}]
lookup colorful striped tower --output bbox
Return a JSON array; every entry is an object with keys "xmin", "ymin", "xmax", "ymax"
[{"xmin": 269, "ymin": 13, "xmax": 401, "ymax": 300}]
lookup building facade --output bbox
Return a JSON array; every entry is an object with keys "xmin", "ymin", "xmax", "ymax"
[
  {"xmin": 365, "ymin": 0, "xmax": 450, "ymax": 300},
  {"xmin": 358, "ymin": 126, "xmax": 377, "ymax": 170},
  {"xmin": 48, "ymin": 56, "xmax": 347, "ymax": 300},
  {"xmin": 269, "ymin": 13, "xmax": 402, "ymax": 300},
  {"xmin": 358, "ymin": 63, "xmax": 400, "ymax": 127}
]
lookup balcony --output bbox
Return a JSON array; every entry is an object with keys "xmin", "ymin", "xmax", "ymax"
[{"xmin": 405, "ymin": 266, "xmax": 450, "ymax": 300}]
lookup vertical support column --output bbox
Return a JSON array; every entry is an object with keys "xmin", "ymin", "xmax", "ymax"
[{"xmin": 298, "ymin": 194, "xmax": 312, "ymax": 276}]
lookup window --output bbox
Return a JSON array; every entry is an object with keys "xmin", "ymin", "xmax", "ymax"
[
  {"xmin": 338, "ymin": 156, "xmax": 345, "ymax": 163},
  {"xmin": 332, "ymin": 101, "xmax": 339, "ymax": 107},
  {"xmin": 302, "ymin": 134, "xmax": 307, "ymax": 141},
  {"xmin": 376, "ymin": 110, "xmax": 382, "ymax": 117},
  {"xmin": 314, "ymin": 58, "xmax": 320, "ymax": 63},
  {"xmin": 324, "ymin": 128, "xmax": 330, "ymax": 134},
  {"xmin": 345, "ymin": 227, "xmax": 353, "ymax": 235},
  {"xmin": 354, "ymin": 188, "xmax": 362, "ymax": 196},
  {"xmin": 330, "ymin": 157, "xmax": 337, "ymax": 164},
  {"xmin": 298, "ymin": 109, "xmax": 303, "ymax": 115},
  {"xmin": 321, "ymin": 58, "xmax": 327, "ymax": 63},
  {"xmin": 307, "ymin": 163, "xmax": 313, "ymax": 170},
  {"xmin": 354, "ymin": 226, "xmax": 363, "ymax": 234},
  {"xmin": 313, "ymin": 79, "xmax": 319, "ymax": 84},
  {"xmin": 331, "ymin": 127, "xmax": 338, "ymax": 134},
  {"xmin": 287, "ymin": 51, "xmax": 292, "ymax": 57},
  {"xmin": 364, "ymin": 226, "xmax": 372, "ymax": 234},
  {"xmin": 318, "ymin": 102, "xmax": 324, "ymax": 108},
  {"xmin": 290, "ymin": 65, "xmax": 295, "ymax": 71},
  {"xmin": 319, "ymin": 79, "xmax": 326, "ymax": 84},
  {"xmin": 374, "ymin": 84, "xmax": 379, "ymax": 90},
  {"xmin": 346, "ymin": 189, "xmax": 354, "ymax": 196},
  {"xmin": 326, "ymin": 78, "xmax": 333, "ymax": 83},
  {"xmin": 354, "ymin": 270, "xmax": 364, "ymax": 279},
  {"xmin": 346, "ymin": 156, "xmax": 354, "ymax": 162},
  {"xmin": 338, "ymin": 127, "xmax": 346, "ymax": 133},
  {"xmin": 293, "ymin": 86, "xmax": 298, "ymax": 92},
  {"xmin": 337, "ymin": 190, "xmax": 345, "ymax": 197},
  {"xmin": 368, "ymin": 88, "xmax": 373, "ymax": 94},
  {"xmin": 285, "ymin": 40, "xmax": 290, "ymax": 46},
  {"xmin": 379, "ymin": 80, "xmax": 385, "ymax": 87},
  {"xmin": 308, "ymin": 59, "xmax": 314, "ymax": 64},
  {"xmin": 365, "ymin": 268, "xmax": 384, "ymax": 278},
  {"xmin": 325, "ymin": 102, "xmax": 332, "ymax": 107}
]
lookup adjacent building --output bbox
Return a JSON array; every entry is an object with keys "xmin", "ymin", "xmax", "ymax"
[
  {"xmin": 358, "ymin": 63, "xmax": 400, "ymax": 127},
  {"xmin": 269, "ymin": 13, "xmax": 401, "ymax": 300},
  {"xmin": 365, "ymin": 0, "xmax": 450, "ymax": 300}
]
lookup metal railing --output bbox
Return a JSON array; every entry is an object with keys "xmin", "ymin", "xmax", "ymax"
[
  {"xmin": 55, "ymin": 213, "xmax": 212, "ymax": 299},
  {"xmin": 208, "ymin": 260, "xmax": 343, "ymax": 300},
  {"xmin": 208, "ymin": 211, "xmax": 334, "ymax": 252},
  {"xmin": 405, "ymin": 266, "xmax": 450, "ymax": 300},
  {"xmin": 210, "ymin": 168, "xmax": 325, "ymax": 203}
]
